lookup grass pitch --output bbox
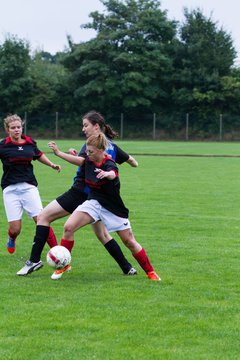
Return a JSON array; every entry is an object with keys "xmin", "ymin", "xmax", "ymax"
[{"xmin": 0, "ymin": 140, "xmax": 240, "ymax": 359}]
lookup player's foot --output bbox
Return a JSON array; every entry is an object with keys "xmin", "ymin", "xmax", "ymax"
[
  {"xmin": 126, "ymin": 267, "xmax": 137, "ymax": 275},
  {"xmin": 16, "ymin": 260, "xmax": 43, "ymax": 276},
  {"xmin": 7, "ymin": 237, "xmax": 15, "ymax": 254},
  {"xmin": 147, "ymin": 271, "xmax": 161, "ymax": 281},
  {"xmin": 51, "ymin": 264, "xmax": 72, "ymax": 280}
]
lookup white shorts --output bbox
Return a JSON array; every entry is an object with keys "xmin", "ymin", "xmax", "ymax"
[
  {"xmin": 75, "ymin": 199, "xmax": 131, "ymax": 233},
  {"xmin": 3, "ymin": 183, "xmax": 43, "ymax": 222}
]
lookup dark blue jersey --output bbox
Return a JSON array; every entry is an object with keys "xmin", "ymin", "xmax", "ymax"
[{"xmin": 0, "ymin": 136, "xmax": 42, "ymax": 190}]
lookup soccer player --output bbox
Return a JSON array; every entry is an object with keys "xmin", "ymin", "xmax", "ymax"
[
  {"xmin": 52, "ymin": 133, "xmax": 160, "ymax": 280},
  {"xmin": 17, "ymin": 111, "xmax": 138, "ymax": 277},
  {"xmin": 0, "ymin": 114, "xmax": 61, "ymax": 254}
]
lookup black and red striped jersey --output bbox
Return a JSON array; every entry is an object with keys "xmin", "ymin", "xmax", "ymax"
[
  {"xmin": 84, "ymin": 155, "xmax": 129, "ymax": 218},
  {"xmin": 0, "ymin": 135, "xmax": 43, "ymax": 190},
  {"xmin": 73, "ymin": 139, "xmax": 130, "ymax": 194}
]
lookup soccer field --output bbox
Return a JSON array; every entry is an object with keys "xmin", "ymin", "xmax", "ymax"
[{"xmin": 1, "ymin": 140, "xmax": 240, "ymax": 359}]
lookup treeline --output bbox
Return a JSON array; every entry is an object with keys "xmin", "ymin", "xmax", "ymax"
[{"xmin": 1, "ymin": 0, "xmax": 240, "ymax": 138}]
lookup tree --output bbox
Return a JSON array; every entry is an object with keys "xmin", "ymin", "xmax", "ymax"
[
  {"xmin": 171, "ymin": 8, "xmax": 236, "ymax": 127},
  {"xmin": 61, "ymin": 0, "xmax": 177, "ymax": 116},
  {"xmin": 0, "ymin": 36, "xmax": 32, "ymax": 114},
  {"xmin": 28, "ymin": 51, "xmax": 67, "ymax": 113}
]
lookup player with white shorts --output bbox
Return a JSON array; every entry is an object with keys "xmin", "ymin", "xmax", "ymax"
[
  {"xmin": 76, "ymin": 199, "xmax": 131, "ymax": 233},
  {"xmin": 0, "ymin": 114, "xmax": 61, "ymax": 254},
  {"xmin": 51, "ymin": 133, "xmax": 160, "ymax": 281},
  {"xmin": 3, "ymin": 183, "xmax": 43, "ymax": 222}
]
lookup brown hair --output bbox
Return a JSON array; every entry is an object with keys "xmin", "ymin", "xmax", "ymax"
[
  {"xmin": 4, "ymin": 114, "xmax": 24, "ymax": 131},
  {"xmin": 82, "ymin": 110, "xmax": 118, "ymax": 140},
  {"xmin": 86, "ymin": 133, "xmax": 109, "ymax": 150}
]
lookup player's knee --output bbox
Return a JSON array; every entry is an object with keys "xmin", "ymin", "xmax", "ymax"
[
  {"xmin": 120, "ymin": 229, "xmax": 138, "ymax": 251},
  {"xmin": 37, "ymin": 209, "xmax": 52, "ymax": 225},
  {"xmin": 63, "ymin": 222, "xmax": 74, "ymax": 235}
]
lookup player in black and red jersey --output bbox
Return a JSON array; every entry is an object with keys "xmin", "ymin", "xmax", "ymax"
[
  {"xmin": 0, "ymin": 114, "xmax": 61, "ymax": 255},
  {"xmin": 51, "ymin": 133, "xmax": 160, "ymax": 280}
]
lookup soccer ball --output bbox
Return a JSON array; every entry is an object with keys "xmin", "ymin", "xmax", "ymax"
[{"xmin": 46, "ymin": 245, "xmax": 71, "ymax": 269}]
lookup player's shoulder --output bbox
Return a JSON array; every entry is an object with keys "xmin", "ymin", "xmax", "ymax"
[
  {"xmin": 104, "ymin": 155, "xmax": 116, "ymax": 165},
  {"xmin": 107, "ymin": 138, "xmax": 118, "ymax": 150},
  {"xmin": 22, "ymin": 135, "xmax": 36, "ymax": 145}
]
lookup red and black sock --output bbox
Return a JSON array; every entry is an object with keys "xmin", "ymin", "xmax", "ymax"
[
  {"xmin": 46, "ymin": 227, "xmax": 58, "ymax": 248},
  {"xmin": 133, "ymin": 248, "xmax": 154, "ymax": 274},
  {"xmin": 60, "ymin": 238, "xmax": 74, "ymax": 253}
]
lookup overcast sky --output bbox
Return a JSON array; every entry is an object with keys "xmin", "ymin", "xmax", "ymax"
[{"xmin": 0, "ymin": 0, "xmax": 239, "ymax": 61}]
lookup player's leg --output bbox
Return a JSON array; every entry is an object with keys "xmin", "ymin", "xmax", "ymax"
[
  {"xmin": 50, "ymin": 210, "xmax": 93, "ymax": 280},
  {"xmin": 61, "ymin": 210, "xmax": 93, "ymax": 247},
  {"xmin": 29, "ymin": 200, "xmax": 69, "ymax": 262},
  {"xmin": 24, "ymin": 186, "xmax": 60, "ymax": 249},
  {"xmin": 7, "ymin": 220, "xmax": 21, "ymax": 254},
  {"xmin": 32, "ymin": 214, "xmax": 57, "ymax": 249},
  {"xmin": 99, "ymin": 207, "xmax": 160, "ymax": 281},
  {"xmin": 3, "ymin": 185, "xmax": 23, "ymax": 254},
  {"xmin": 16, "ymin": 200, "xmax": 70, "ymax": 276},
  {"xmin": 117, "ymin": 228, "xmax": 160, "ymax": 281},
  {"xmin": 17, "ymin": 188, "xmax": 86, "ymax": 276},
  {"xmin": 59, "ymin": 200, "xmax": 100, "ymax": 252},
  {"xmin": 50, "ymin": 186, "xmax": 88, "ymax": 251},
  {"xmin": 92, "ymin": 221, "xmax": 137, "ymax": 275}
]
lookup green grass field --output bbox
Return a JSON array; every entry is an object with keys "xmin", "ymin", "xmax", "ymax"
[{"xmin": 1, "ymin": 140, "xmax": 240, "ymax": 359}]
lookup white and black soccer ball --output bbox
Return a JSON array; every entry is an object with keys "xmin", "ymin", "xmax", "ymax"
[{"xmin": 46, "ymin": 245, "xmax": 71, "ymax": 269}]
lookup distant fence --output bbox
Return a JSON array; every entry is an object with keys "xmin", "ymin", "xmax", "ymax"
[{"xmin": 1, "ymin": 112, "xmax": 240, "ymax": 141}]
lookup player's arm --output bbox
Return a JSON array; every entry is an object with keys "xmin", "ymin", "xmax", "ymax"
[
  {"xmin": 95, "ymin": 159, "xmax": 118, "ymax": 180},
  {"xmin": 48, "ymin": 141, "xmax": 85, "ymax": 166},
  {"xmin": 115, "ymin": 145, "xmax": 138, "ymax": 167},
  {"xmin": 95, "ymin": 169, "xmax": 116, "ymax": 180},
  {"xmin": 37, "ymin": 153, "xmax": 61, "ymax": 172},
  {"xmin": 126, "ymin": 155, "xmax": 138, "ymax": 167}
]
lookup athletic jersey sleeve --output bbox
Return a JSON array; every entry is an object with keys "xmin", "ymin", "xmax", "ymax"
[
  {"xmin": 73, "ymin": 143, "xmax": 87, "ymax": 185},
  {"xmin": 104, "ymin": 158, "xmax": 119, "ymax": 175},
  {"xmin": 114, "ymin": 144, "xmax": 130, "ymax": 164},
  {"xmin": 78, "ymin": 144, "xmax": 87, "ymax": 158},
  {"xmin": 26, "ymin": 137, "xmax": 42, "ymax": 160}
]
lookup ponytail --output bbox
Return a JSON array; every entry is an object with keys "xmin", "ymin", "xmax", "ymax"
[{"xmin": 104, "ymin": 124, "xmax": 118, "ymax": 140}]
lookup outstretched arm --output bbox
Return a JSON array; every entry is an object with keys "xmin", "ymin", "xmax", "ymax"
[
  {"xmin": 38, "ymin": 154, "xmax": 61, "ymax": 172},
  {"xmin": 48, "ymin": 141, "xmax": 85, "ymax": 166},
  {"xmin": 127, "ymin": 155, "xmax": 138, "ymax": 167}
]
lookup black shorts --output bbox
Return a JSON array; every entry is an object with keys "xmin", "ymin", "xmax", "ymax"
[{"xmin": 56, "ymin": 186, "xmax": 88, "ymax": 214}]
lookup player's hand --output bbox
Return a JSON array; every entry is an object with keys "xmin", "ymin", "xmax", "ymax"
[
  {"xmin": 68, "ymin": 148, "xmax": 78, "ymax": 156},
  {"xmin": 48, "ymin": 141, "xmax": 60, "ymax": 155},
  {"xmin": 51, "ymin": 163, "xmax": 61, "ymax": 172},
  {"xmin": 95, "ymin": 169, "xmax": 106, "ymax": 179},
  {"xmin": 95, "ymin": 169, "xmax": 115, "ymax": 180}
]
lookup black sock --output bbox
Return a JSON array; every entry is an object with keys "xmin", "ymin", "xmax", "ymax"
[
  {"xmin": 30, "ymin": 225, "xmax": 50, "ymax": 263},
  {"xmin": 104, "ymin": 238, "xmax": 132, "ymax": 274}
]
